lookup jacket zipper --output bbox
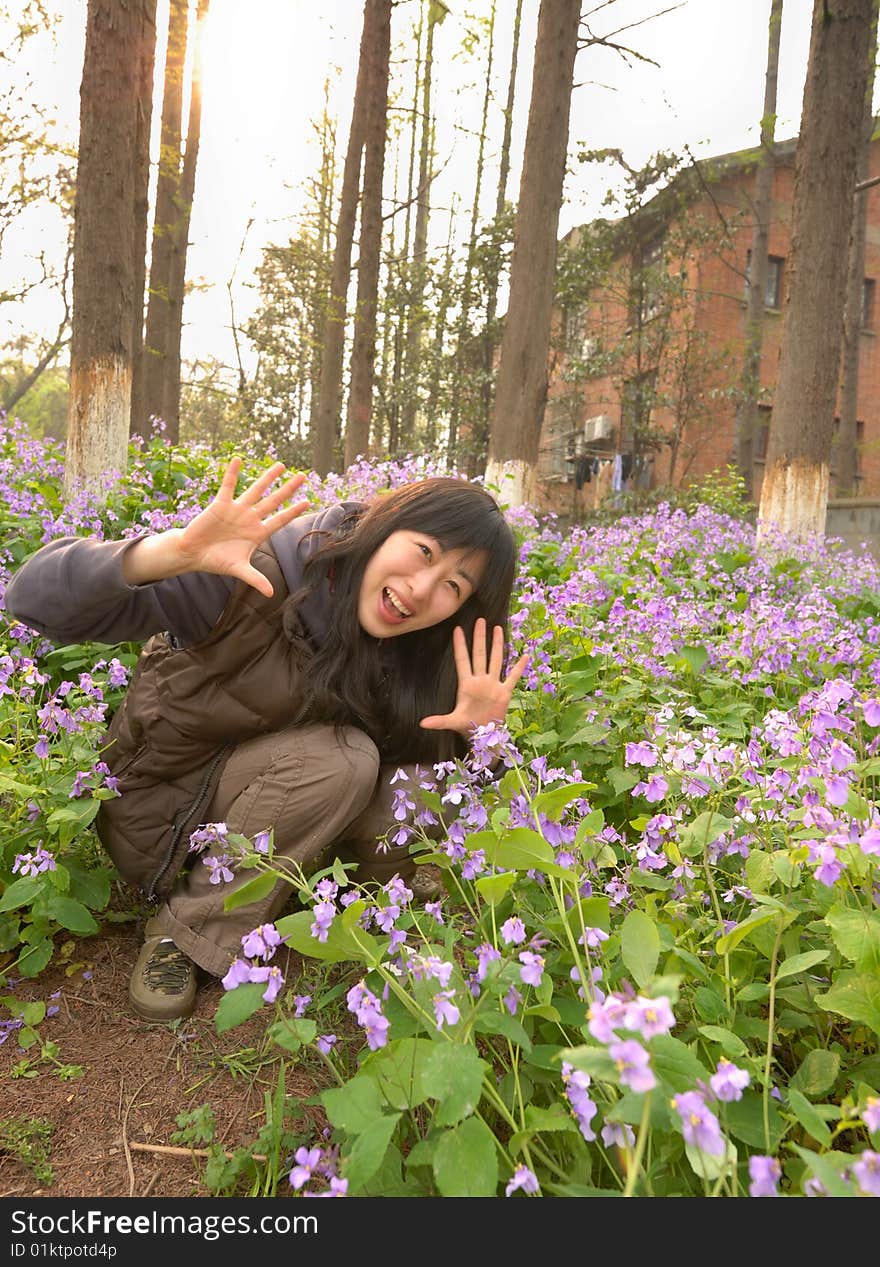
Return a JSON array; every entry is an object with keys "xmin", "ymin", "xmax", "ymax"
[{"xmin": 147, "ymin": 745, "xmax": 232, "ymax": 901}]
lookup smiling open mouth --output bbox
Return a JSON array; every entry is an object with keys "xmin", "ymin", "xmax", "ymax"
[{"xmin": 383, "ymin": 587, "xmax": 413, "ymax": 618}]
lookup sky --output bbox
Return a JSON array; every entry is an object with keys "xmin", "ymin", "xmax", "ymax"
[{"xmin": 3, "ymin": 0, "xmax": 820, "ymax": 378}]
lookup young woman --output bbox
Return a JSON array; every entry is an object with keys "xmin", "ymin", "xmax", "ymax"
[{"xmin": 6, "ymin": 459, "xmax": 527, "ymax": 1021}]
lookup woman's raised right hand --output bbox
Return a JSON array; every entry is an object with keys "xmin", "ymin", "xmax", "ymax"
[{"xmin": 173, "ymin": 458, "xmax": 310, "ymax": 597}]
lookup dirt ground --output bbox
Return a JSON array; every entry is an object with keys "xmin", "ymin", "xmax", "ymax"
[{"xmin": 0, "ymin": 905, "xmax": 332, "ymax": 1199}]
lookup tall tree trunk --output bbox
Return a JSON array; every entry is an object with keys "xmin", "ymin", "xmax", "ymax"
[
  {"xmin": 836, "ymin": 1, "xmax": 879, "ymax": 494},
  {"xmin": 344, "ymin": 0, "xmax": 391, "ymax": 468},
  {"xmin": 66, "ymin": 0, "xmax": 149, "ymax": 498},
  {"xmin": 475, "ymin": 0, "xmax": 522, "ymax": 476},
  {"xmin": 129, "ymin": 0, "xmax": 157, "ymax": 439},
  {"xmin": 733, "ymin": 0, "xmax": 783, "ymax": 497},
  {"xmin": 311, "ymin": 0, "xmax": 376, "ymax": 476},
  {"xmin": 308, "ymin": 82, "xmax": 336, "ymax": 440},
  {"xmin": 164, "ymin": 0, "xmax": 210, "ymax": 443},
  {"xmin": 485, "ymin": 0, "xmax": 581, "ymax": 507},
  {"xmin": 448, "ymin": 1, "xmax": 495, "ymax": 466},
  {"xmin": 758, "ymin": 0, "xmax": 875, "ymax": 542},
  {"xmin": 141, "ymin": 0, "xmax": 187, "ymax": 435},
  {"xmin": 400, "ymin": 0, "xmax": 445, "ymax": 450}
]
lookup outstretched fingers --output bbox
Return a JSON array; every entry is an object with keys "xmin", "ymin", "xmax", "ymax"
[{"xmin": 504, "ymin": 651, "xmax": 530, "ymax": 690}]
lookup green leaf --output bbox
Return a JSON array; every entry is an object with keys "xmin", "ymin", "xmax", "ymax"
[
  {"xmin": 422, "ymin": 1043, "xmax": 487, "ymax": 1126},
  {"xmin": 815, "ymin": 972, "xmax": 880, "ymax": 1037},
  {"xmin": 676, "ymin": 645, "xmax": 708, "ymax": 675},
  {"xmin": 222, "ymin": 871, "xmax": 277, "ymax": 912},
  {"xmin": 65, "ymin": 863, "xmax": 111, "ymax": 912},
  {"xmin": 715, "ymin": 909, "xmax": 778, "ymax": 955},
  {"xmin": 684, "ymin": 1137, "xmax": 737, "ymax": 1183},
  {"xmin": 364, "ymin": 1038, "xmax": 434, "ymax": 1111},
  {"xmin": 725, "ymin": 1093, "xmax": 785, "ymax": 1151},
  {"xmin": 267, "ymin": 1017, "xmax": 316, "ymax": 1054},
  {"xmin": 825, "ymin": 904, "xmax": 880, "ymax": 972},
  {"xmin": 432, "ymin": 1117, "xmax": 498, "ymax": 1196},
  {"xmin": 787, "ymin": 1089, "xmax": 832, "ymax": 1147},
  {"xmin": 510, "ymin": 1104, "xmax": 579, "ymax": 1154},
  {"xmin": 322, "ymin": 1075, "xmax": 385, "ymax": 1133},
  {"xmin": 46, "ymin": 896, "xmax": 98, "ymax": 935},
  {"xmin": 744, "ymin": 849, "xmax": 775, "ymax": 895},
  {"xmin": 474, "ymin": 872, "xmax": 517, "ymax": 906},
  {"xmin": 651, "ymin": 1034, "xmax": 711, "ymax": 1093},
  {"xmin": 214, "ymin": 982, "xmax": 266, "ymax": 1033},
  {"xmin": 774, "ymin": 949, "xmax": 830, "ymax": 982},
  {"xmin": 560, "ymin": 1044, "xmax": 616, "ymax": 1080},
  {"xmin": 472, "ymin": 1009, "xmax": 532, "ymax": 1052},
  {"xmin": 606, "ymin": 767, "xmax": 642, "ymax": 796},
  {"xmin": 531, "ymin": 782, "xmax": 596, "ymax": 821},
  {"xmin": 276, "ymin": 908, "xmax": 380, "ymax": 967},
  {"xmin": 0, "ymin": 876, "xmax": 42, "ymax": 912},
  {"xmin": 485, "ymin": 827, "xmax": 570, "ymax": 877},
  {"xmin": 696, "ymin": 1025, "xmax": 747, "ymax": 1058},
  {"xmin": 17, "ymin": 938, "xmax": 52, "ymax": 978},
  {"xmin": 791, "ymin": 1146, "xmax": 855, "ymax": 1197},
  {"xmin": 790, "ymin": 1049, "xmax": 840, "ymax": 1100},
  {"xmin": 343, "ymin": 1113, "xmax": 401, "ymax": 1194},
  {"xmin": 679, "ymin": 811, "xmax": 732, "ymax": 857},
  {"xmin": 619, "ymin": 909, "xmax": 659, "ymax": 988}
]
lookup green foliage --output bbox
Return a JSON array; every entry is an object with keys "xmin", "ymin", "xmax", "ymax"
[{"xmin": 0, "ymin": 1116, "xmax": 54, "ymax": 1185}]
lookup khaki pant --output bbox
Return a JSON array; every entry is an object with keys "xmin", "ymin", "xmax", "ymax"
[{"xmin": 149, "ymin": 723, "xmax": 419, "ymax": 976}]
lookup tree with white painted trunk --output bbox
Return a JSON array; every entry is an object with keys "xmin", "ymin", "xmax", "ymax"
[
  {"xmin": 757, "ymin": 0, "xmax": 875, "ymax": 543},
  {"xmin": 66, "ymin": 0, "xmax": 153, "ymax": 498},
  {"xmin": 484, "ymin": 0, "xmax": 581, "ymax": 509}
]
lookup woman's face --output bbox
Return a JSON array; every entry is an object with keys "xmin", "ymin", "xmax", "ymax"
[{"xmin": 357, "ymin": 529, "xmax": 486, "ymax": 639}]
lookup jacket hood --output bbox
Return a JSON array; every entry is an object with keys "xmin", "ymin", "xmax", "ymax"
[{"xmin": 269, "ymin": 501, "xmax": 364, "ymax": 642}]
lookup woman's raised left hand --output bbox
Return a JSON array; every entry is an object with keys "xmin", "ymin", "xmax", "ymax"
[{"xmin": 419, "ymin": 618, "xmax": 529, "ymax": 736}]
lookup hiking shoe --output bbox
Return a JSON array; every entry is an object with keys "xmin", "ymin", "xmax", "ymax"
[
  {"xmin": 409, "ymin": 864, "xmax": 444, "ymax": 903},
  {"xmin": 129, "ymin": 933, "xmax": 197, "ymax": 1022}
]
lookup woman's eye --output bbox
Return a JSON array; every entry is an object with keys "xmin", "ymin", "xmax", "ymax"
[
  {"xmin": 448, "ymin": 580, "xmax": 461, "ymax": 597},
  {"xmin": 418, "ymin": 542, "xmax": 432, "ymax": 560}
]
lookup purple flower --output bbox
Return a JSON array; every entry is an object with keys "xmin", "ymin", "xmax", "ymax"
[
  {"xmin": 474, "ymin": 943, "xmax": 501, "ymax": 982},
  {"xmin": 587, "ymin": 993, "xmax": 630, "ymax": 1043},
  {"xmin": 601, "ymin": 1121, "xmax": 635, "ymax": 1149},
  {"xmin": 310, "ymin": 899, "xmax": 336, "ymax": 943},
  {"xmin": 641, "ymin": 773, "xmax": 669, "ymax": 803},
  {"xmin": 625, "ymin": 741, "xmax": 658, "ymax": 767},
  {"xmin": 316, "ymin": 1034, "xmax": 337, "ymax": 1055},
  {"xmin": 624, "ymin": 995, "xmax": 675, "ymax": 1040},
  {"xmin": 863, "ymin": 1096, "xmax": 880, "ymax": 1133},
  {"xmin": 518, "ymin": 951, "xmax": 545, "ymax": 988},
  {"xmin": 580, "ymin": 926, "xmax": 609, "ymax": 949},
  {"xmin": 853, "ymin": 1149, "xmax": 880, "ymax": 1196},
  {"xmin": 248, "ymin": 964, "xmax": 285, "ymax": 1003},
  {"xmin": 505, "ymin": 1164, "xmax": 540, "ymax": 1196},
  {"xmin": 304, "ymin": 1177, "xmax": 348, "ymax": 1197},
  {"xmin": 33, "ymin": 736, "xmax": 49, "ymax": 759},
  {"xmin": 859, "ymin": 827, "xmax": 880, "ymax": 856},
  {"xmin": 202, "ymin": 854, "xmax": 235, "ymax": 885},
  {"xmin": 432, "ymin": 990, "xmax": 460, "ymax": 1029},
  {"xmin": 863, "ymin": 698, "xmax": 880, "ymax": 726},
  {"xmin": 252, "ymin": 829, "xmax": 272, "ymax": 854},
  {"xmin": 289, "ymin": 1146, "xmax": 322, "ymax": 1191},
  {"xmin": 810, "ymin": 843, "xmax": 844, "ymax": 887},
  {"xmin": 710, "ymin": 1059, "xmax": 751, "ymax": 1102},
  {"xmin": 241, "ymin": 923, "xmax": 283, "ymax": 961},
  {"xmin": 561, "ymin": 1062, "xmax": 597, "ymax": 1141},
  {"xmin": 500, "ymin": 916, "xmax": 526, "ymax": 945},
  {"xmin": 423, "ymin": 901, "xmax": 444, "ymax": 923},
  {"xmin": 609, "ymin": 1039, "xmax": 656, "ymax": 1093},
  {"xmin": 671, "ymin": 1090, "xmax": 725, "ymax": 1156},
  {"xmin": 824, "ymin": 775, "xmax": 850, "ymax": 807},
  {"xmin": 748, "ymin": 1155, "xmax": 781, "ymax": 1196},
  {"xmin": 292, "ymin": 994, "xmax": 311, "ymax": 1018},
  {"xmin": 222, "ymin": 958, "xmax": 255, "ymax": 991},
  {"xmin": 503, "ymin": 985, "xmax": 522, "ymax": 1015},
  {"xmin": 12, "ymin": 846, "xmax": 56, "ymax": 877}
]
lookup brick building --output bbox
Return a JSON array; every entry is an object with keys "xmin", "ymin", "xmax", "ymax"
[{"xmin": 536, "ymin": 135, "xmax": 880, "ymax": 519}]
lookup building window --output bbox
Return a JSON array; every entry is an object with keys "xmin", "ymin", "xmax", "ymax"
[
  {"xmin": 745, "ymin": 251, "xmax": 784, "ymax": 309},
  {"xmin": 621, "ymin": 369, "xmax": 658, "ymax": 443},
  {"xmin": 539, "ymin": 415, "xmax": 580, "ymax": 481},
  {"xmin": 754, "ymin": 404, "xmax": 772, "ymax": 460},
  {"xmin": 862, "ymin": 278, "xmax": 876, "ymax": 331},
  {"xmin": 632, "ymin": 232, "xmax": 665, "ymax": 324}
]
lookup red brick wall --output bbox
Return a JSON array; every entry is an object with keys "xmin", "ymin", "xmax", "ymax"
[{"xmin": 537, "ymin": 138, "xmax": 880, "ymax": 516}]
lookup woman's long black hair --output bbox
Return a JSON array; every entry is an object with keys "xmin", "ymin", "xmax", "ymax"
[{"xmin": 286, "ymin": 478, "xmax": 517, "ymax": 763}]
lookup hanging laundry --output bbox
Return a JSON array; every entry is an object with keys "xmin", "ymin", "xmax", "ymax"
[{"xmin": 611, "ymin": 452, "xmax": 623, "ymax": 492}]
